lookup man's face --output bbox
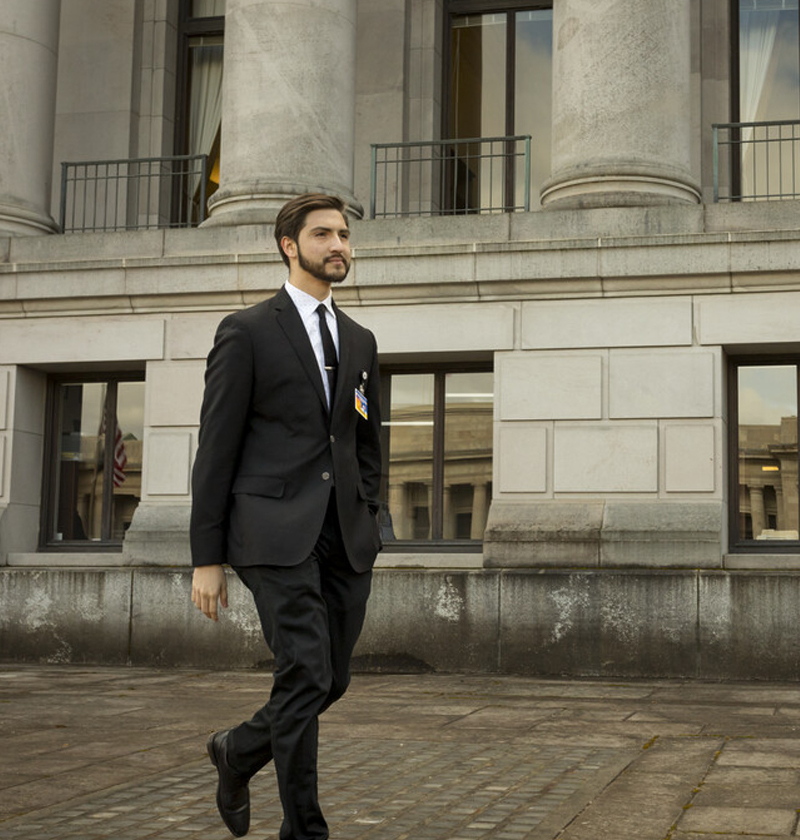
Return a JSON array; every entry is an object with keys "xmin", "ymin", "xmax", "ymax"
[{"xmin": 291, "ymin": 208, "xmax": 351, "ymax": 284}]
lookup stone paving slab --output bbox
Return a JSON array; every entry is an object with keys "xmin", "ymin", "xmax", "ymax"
[{"xmin": 1, "ymin": 665, "xmax": 800, "ymax": 839}]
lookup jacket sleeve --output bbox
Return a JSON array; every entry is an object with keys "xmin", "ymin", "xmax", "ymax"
[
  {"xmin": 356, "ymin": 332, "xmax": 382, "ymax": 515},
  {"xmin": 190, "ymin": 315, "xmax": 253, "ymax": 566}
]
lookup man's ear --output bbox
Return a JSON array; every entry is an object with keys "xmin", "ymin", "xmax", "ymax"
[{"xmin": 280, "ymin": 236, "xmax": 297, "ymax": 261}]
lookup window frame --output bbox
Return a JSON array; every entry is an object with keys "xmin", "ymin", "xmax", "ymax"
[
  {"xmin": 727, "ymin": 353, "xmax": 800, "ymax": 553},
  {"xmin": 39, "ymin": 372, "xmax": 145, "ymax": 552},
  {"xmin": 444, "ymin": 1, "xmax": 553, "ymax": 141},
  {"xmin": 174, "ymin": 0, "xmax": 225, "ymax": 224},
  {"xmin": 379, "ymin": 361, "xmax": 493, "ymax": 552},
  {"xmin": 443, "ymin": 1, "xmax": 553, "ymax": 212}
]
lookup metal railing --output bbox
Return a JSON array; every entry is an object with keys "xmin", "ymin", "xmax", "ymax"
[
  {"xmin": 370, "ymin": 135, "xmax": 531, "ymax": 219},
  {"xmin": 713, "ymin": 120, "xmax": 800, "ymax": 202},
  {"xmin": 60, "ymin": 154, "xmax": 209, "ymax": 232}
]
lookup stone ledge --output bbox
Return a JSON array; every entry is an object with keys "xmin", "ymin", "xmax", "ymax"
[
  {"xmin": 7, "ymin": 552, "xmax": 127, "ymax": 567},
  {"xmin": 484, "ymin": 500, "xmax": 723, "ymax": 569}
]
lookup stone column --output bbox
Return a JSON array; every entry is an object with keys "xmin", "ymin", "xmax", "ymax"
[
  {"xmin": 443, "ymin": 485, "xmax": 455, "ymax": 539},
  {"xmin": 749, "ymin": 486, "xmax": 766, "ymax": 538},
  {"xmin": 388, "ymin": 481, "xmax": 407, "ymax": 540},
  {"xmin": 0, "ymin": 1, "xmax": 61, "ymax": 235},
  {"xmin": 541, "ymin": 0, "xmax": 700, "ymax": 208},
  {"xmin": 205, "ymin": 0, "xmax": 362, "ymax": 226},
  {"xmin": 470, "ymin": 482, "xmax": 489, "ymax": 540}
]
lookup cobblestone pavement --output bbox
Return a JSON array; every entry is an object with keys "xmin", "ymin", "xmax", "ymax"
[{"xmin": 1, "ymin": 666, "xmax": 799, "ymax": 839}]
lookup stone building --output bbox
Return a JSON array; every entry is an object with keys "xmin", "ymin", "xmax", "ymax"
[{"xmin": 2, "ymin": 0, "xmax": 800, "ymax": 679}]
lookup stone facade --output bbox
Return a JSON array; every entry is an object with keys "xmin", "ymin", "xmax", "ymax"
[{"xmin": 1, "ymin": 0, "xmax": 799, "ymax": 677}]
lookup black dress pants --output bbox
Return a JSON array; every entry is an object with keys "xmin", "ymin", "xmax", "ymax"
[{"xmin": 228, "ymin": 493, "xmax": 372, "ymax": 840}]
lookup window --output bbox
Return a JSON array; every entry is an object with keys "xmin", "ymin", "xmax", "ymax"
[
  {"xmin": 176, "ymin": 0, "xmax": 225, "ymax": 223},
  {"xmin": 732, "ymin": 0, "xmax": 800, "ymax": 198},
  {"xmin": 41, "ymin": 376, "xmax": 145, "ymax": 549},
  {"xmin": 729, "ymin": 358, "xmax": 799, "ymax": 550},
  {"xmin": 379, "ymin": 367, "xmax": 493, "ymax": 546},
  {"xmin": 446, "ymin": 2, "xmax": 552, "ymax": 210}
]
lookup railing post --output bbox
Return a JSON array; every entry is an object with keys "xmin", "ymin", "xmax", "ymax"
[
  {"xmin": 712, "ymin": 124, "xmax": 719, "ymax": 203},
  {"xmin": 199, "ymin": 154, "xmax": 208, "ymax": 224},
  {"xmin": 370, "ymin": 144, "xmax": 377, "ymax": 220},
  {"xmin": 523, "ymin": 136, "xmax": 531, "ymax": 211},
  {"xmin": 59, "ymin": 163, "xmax": 68, "ymax": 233}
]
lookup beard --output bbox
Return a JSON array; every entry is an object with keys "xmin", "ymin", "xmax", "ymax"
[{"xmin": 296, "ymin": 243, "xmax": 350, "ymax": 284}]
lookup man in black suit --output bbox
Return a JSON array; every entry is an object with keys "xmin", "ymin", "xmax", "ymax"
[{"xmin": 189, "ymin": 193, "xmax": 382, "ymax": 840}]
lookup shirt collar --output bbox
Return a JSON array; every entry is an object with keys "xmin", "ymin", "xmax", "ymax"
[{"xmin": 284, "ymin": 281, "xmax": 334, "ymax": 318}]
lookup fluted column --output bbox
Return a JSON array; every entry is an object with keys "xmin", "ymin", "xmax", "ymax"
[
  {"xmin": 541, "ymin": 0, "xmax": 700, "ymax": 208},
  {"xmin": 0, "ymin": 1, "xmax": 61, "ymax": 235},
  {"xmin": 205, "ymin": 0, "xmax": 361, "ymax": 226}
]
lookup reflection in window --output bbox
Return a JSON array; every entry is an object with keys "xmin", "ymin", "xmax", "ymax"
[
  {"xmin": 737, "ymin": 0, "xmax": 800, "ymax": 198},
  {"xmin": 449, "ymin": 6, "xmax": 552, "ymax": 211},
  {"xmin": 735, "ymin": 364, "xmax": 799, "ymax": 544},
  {"xmin": 46, "ymin": 379, "xmax": 144, "ymax": 546},
  {"xmin": 444, "ymin": 373, "xmax": 493, "ymax": 539},
  {"xmin": 381, "ymin": 369, "xmax": 493, "ymax": 543}
]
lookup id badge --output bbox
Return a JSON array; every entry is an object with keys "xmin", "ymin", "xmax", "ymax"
[{"xmin": 355, "ymin": 389, "xmax": 368, "ymax": 419}]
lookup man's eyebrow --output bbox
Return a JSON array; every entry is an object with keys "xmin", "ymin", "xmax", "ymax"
[{"xmin": 308, "ymin": 225, "xmax": 350, "ymax": 234}]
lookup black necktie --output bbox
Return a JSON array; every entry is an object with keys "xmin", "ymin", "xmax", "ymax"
[{"xmin": 316, "ymin": 303, "xmax": 337, "ymax": 406}]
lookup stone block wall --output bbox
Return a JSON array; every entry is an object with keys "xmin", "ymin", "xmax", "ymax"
[{"xmin": 3, "ymin": 565, "xmax": 800, "ymax": 681}]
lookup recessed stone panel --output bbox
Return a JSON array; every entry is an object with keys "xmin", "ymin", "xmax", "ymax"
[
  {"xmin": 498, "ymin": 354, "xmax": 602, "ymax": 420},
  {"xmin": 554, "ymin": 424, "xmax": 658, "ymax": 492},
  {"xmin": 497, "ymin": 425, "xmax": 548, "ymax": 493},
  {"xmin": 168, "ymin": 313, "xmax": 227, "ymax": 360},
  {"xmin": 665, "ymin": 425, "xmax": 716, "ymax": 492},
  {"xmin": 609, "ymin": 351, "xmax": 714, "ymax": 418},
  {"xmin": 696, "ymin": 291, "xmax": 800, "ymax": 345},
  {"xmin": 0, "ymin": 317, "xmax": 164, "ymax": 364},
  {"xmin": 345, "ymin": 303, "xmax": 515, "ymax": 354},
  {"xmin": 146, "ymin": 362, "xmax": 205, "ymax": 427},
  {"xmin": 8, "ymin": 430, "xmax": 43, "ymax": 506},
  {"xmin": 144, "ymin": 431, "xmax": 192, "ymax": 496},
  {"xmin": 522, "ymin": 297, "xmax": 692, "ymax": 349}
]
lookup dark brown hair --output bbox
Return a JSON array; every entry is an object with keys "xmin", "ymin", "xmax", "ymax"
[{"xmin": 274, "ymin": 193, "xmax": 348, "ymax": 267}]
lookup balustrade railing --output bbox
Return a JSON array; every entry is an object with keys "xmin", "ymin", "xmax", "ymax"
[
  {"xmin": 370, "ymin": 136, "xmax": 531, "ymax": 219},
  {"xmin": 60, "ymin": 155, "xmax": 209, "ymax": 232}
]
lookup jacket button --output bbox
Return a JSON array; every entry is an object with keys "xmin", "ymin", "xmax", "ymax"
[
  {"xmin": 322, "ymin": 472, "xmax": 330, "ymax": 481},
  {"xmin": 330, "ymin": 435, "xmax": 336, "ymax": 443}
]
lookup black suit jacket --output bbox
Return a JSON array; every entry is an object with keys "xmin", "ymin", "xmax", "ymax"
[{"xmin": 190, "ymin": 286, "xmax": 382, "ymax": 573}]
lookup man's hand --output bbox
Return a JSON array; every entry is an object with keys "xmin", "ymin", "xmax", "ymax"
[{"xmin": 191, "ymin": 565, "xmax": 229, "ymax": 622}]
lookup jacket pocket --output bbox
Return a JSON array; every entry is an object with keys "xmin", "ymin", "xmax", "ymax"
[{"xmin": 231, "ymin": 475, "xmax": 286, "ymax": 498}]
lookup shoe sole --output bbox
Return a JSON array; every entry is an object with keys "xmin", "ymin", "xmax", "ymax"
[{"xmin": 207, "ymin": 731, "xmax": 249, "ymax": 838}]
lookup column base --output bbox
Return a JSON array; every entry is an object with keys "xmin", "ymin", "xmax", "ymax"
[
  {"xmin": 204, "ymin": 182, "xmax": 364, "ymax": 227},
  {"xmin": 0, "ymin": 202, "xmax": 59, "ymax": 236},
  {"xmin": 541, "ymin": 171, "xmax": 701, "ymax": 210}
]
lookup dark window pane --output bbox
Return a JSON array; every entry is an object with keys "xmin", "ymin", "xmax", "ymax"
[
  {"xmin": 48, "ymin": 379, "xmax": 144, "ymax": 546},
  {"xmin": 186, "ymin": 35, "xmax": 223, "ymax": 221},
  {"xmin": 449, "ymin": 14, "xmax": 507, "ymax": 211},
  {"xmin": 191, "ymin": 0, "xmax": 225, "ymax": 17},
  {"xmin": 444, "ymin": 372, "xmax": 493, "ymax": 540},
  {"xmin": 737, "ymin": 365, "xmax": 798, "ymax": 541},
  {"xmin": 384, "ymin": 374, "xmax": 435, "ymax": 540},
  {"xmin": 53, "ymin": 383, "xmax": 106, "ymax": 542},
  {"xmin": 738, "ymin": 2, "xmax": 800, "ymax": 197},
  {"xmin": 515, "ymin": 9, "xmax": 552, "ymax": 208},
  {"xmin": 111, "ymin": 382, "xmax": 144, "ymax": 540}
]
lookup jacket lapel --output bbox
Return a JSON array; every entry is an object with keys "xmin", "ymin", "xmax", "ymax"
[
  {"xmin": 273, "ymin": 287, "xmax": 328, "ymax": 414},
  {"xmin": 332, "ymin": 301, "xmax": 352, "ymax": 417}
]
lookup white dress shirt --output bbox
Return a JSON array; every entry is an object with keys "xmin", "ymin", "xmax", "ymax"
[{"xmin": 284, "ymin": 281, "xmax": 340, "ymax": 407}]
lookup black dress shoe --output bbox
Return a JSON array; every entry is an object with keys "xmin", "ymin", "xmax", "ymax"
[{"xmin": 207, "ymin": 729, "xmax": 250, "ymax": 837}]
